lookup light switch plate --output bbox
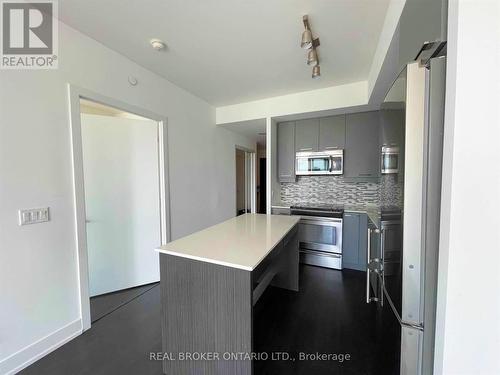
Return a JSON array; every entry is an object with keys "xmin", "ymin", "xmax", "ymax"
[{"xmin": 18, "ymin": 207, "xmax": 50, "ymax": 225}]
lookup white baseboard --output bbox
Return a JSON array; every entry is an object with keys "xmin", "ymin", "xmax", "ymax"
[{"xmin": 0, "ymin": 319, "xmax": 82, "ymax": 375}]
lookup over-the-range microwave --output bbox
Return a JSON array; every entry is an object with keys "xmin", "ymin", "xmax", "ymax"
[{"xmin": 296, "ymin": 149, "xmax": 343, "ymax": 176}]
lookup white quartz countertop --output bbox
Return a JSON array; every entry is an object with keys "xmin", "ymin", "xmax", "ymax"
[{"xmin": 156, "ymin": 214, "xmax": 300, "ymax": 271}]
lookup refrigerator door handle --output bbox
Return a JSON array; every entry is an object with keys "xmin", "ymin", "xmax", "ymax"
[
  {"xmin": 366, "ymin": 228, "xmax": 371, "ymax": 303},
  {"xmin": 383, "ymin": 286, "xmax": 424, "ymax": 331},
  {"xmin": 367, "ymin": 227, "xmax": 383, "ymax": 306},
  {"xmin": 380, "ymin": 227, "xmax": 385, "ymax": 307}
]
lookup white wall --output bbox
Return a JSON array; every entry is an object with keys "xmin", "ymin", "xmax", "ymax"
[
  {"xmin": 81, "ymin": 114, "xmax": 161, "ymax": 297},
  {"xmin": 216, "ymin": 81, "xmax": 368, "ymax": 124},
  {"xmin": 367, "ymin": 0, "xmax": 406, "ymax": 98},
  {"xmin": 0, "ymin": 21, "xmax": 254, "ymax": 374},
  {"xmin": 265, "ymin": 118, "xmax": 280, "ymax": 213},
  {"xmin": 434, "ymin": 0, "xmax": 500, "ymax": 374}
]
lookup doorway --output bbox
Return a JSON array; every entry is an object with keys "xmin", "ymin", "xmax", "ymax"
[
  {"xmin": 235, "ymin": 147, "xmax": 256, "ymax": 216},
  {"xmin": 259, "ymin": 157, "xmax": 267, "ymax": 213},
  {"xmin": 69, "ymin": 86, "xmax": 170, "ymax": 330}
]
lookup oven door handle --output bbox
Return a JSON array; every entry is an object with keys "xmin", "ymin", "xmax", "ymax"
[{"xmin": 299, "ymin": 218, "xmax": 342, "ymax": 226}]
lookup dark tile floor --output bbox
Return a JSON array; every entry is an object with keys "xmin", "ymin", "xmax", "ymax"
[
  {"xmin": 253, "ymin": 266, "xmax": 399, "ymax": 375},
  {"xmin": 21, "ymin": 265, "xmax": 397, "ymax": 375},
  {"xmin": 90, "ymin": 282, "xmax": 158, "ymax": 323}
]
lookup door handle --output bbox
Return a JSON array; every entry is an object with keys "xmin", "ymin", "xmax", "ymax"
[{"xmin": 299, "ymin": 147, "xmax": 313, "ymax": 151}]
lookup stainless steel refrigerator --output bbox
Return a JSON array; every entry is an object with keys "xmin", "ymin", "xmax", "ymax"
[{"xmin": 367, "ymin": 56, "xmax": 446, "ymax": 375}]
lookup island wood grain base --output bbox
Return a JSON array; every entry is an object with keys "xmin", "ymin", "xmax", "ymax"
[{"xmin": 159, "ymin": 224, "xmax": 298, "ymax": 375}]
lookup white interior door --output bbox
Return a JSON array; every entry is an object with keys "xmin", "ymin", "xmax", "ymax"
[{"xmin": 81, "ymin": 113, "xmax": 161, "ymax": 297}]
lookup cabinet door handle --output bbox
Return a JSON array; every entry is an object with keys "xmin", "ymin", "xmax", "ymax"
[
  {"xmin": 280, "ymin": 174, "xmax": 292, "ymax": 177},
  {"xmin": 325, "ymin": 146, "xmax": 338, "ymax": 149},
  {"xmin": 299, "ymin": 147, "xmax": 313, "ymax": 151},
  {"xmin": 359, "ymin": 173, "xmax": 373, "ymax": 177}
]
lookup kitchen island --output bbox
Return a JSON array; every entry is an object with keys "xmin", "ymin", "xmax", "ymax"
[{"xmin": 156, "ymin": 213, "xmax": 300, "ymax": 375}]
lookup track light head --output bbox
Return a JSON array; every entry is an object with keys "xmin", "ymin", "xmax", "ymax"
[
  {"xmin": 301, "ymin": 29, "xmax": 312, "ymax": 49},
  {"xmin": 307, "ymin": 48, "xmax": 318, "ymax": 66},
  {"xmin": 312, "ymin": 65, "xmax": 321, "ymax": 79}
]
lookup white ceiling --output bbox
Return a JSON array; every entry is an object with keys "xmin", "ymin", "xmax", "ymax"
[{"xmin": 58, "ymin": 0, "xmax": 390, "ymax": 106}]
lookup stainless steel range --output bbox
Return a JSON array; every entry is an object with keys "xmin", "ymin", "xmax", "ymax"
[{"xmin": 290, "ymin": 204, "xmax": 344, "ymax": 270}]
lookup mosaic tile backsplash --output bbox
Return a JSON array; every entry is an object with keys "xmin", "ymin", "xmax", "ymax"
[{"xmin": 280, "ymin": 174, "xmax": 403, "ymax": 207}]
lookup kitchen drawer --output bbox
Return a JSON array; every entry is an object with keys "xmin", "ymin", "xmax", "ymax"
[{"xmin": 300, "ymin": 250, "xmax": 342, "ymax": 270}]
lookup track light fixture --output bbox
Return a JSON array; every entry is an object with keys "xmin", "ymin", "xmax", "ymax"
[
  {"xmin": 300, "ymin": 15, "xmax": 321, "ymax": 78},
  {"xmin": 301, "ymin": 23, "xmax": 312, "ymax": 49}
]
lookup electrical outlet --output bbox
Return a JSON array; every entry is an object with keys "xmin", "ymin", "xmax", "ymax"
[{"xmin": 18, "ymin": 207, "xmax": 50, "ymax": 225}]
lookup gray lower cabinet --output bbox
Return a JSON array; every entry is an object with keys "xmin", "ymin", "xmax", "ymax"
[
  {"xmin": 342, "ymin": 212, "xmax": 368, "ymax": 271},
  {"xmin": 380, "ymin": 220, "xmax": 402, "ymax": 277},
  {"xmin": 160, "ymin": 255, "xmax": 252, "ymax": 375},
  {"xmin": 295, "ymin": 118, "xmax": 319, "ymax": 152},
  {"xmin": 277, "ymin": 121, "xmax": 295, "ymax": 182},
  {"xmin": 345, "ymin": 111, "xmax": 381, "ymax": 179},
  {"xmin": 319, "ymin": 115, "xmax": 346, "ymax": 151}
]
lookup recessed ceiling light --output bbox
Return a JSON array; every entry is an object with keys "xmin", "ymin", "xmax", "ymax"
[{"xmin": 150, "ymin": 39, "xmax": 166, "ymax": 51}]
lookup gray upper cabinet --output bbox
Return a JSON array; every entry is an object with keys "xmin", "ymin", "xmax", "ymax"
[
  {"xmin": 295, "ymin": 119, "xmax": 319, "ymax": 152},
  {"xmin": 345, "ymin": 111, "xmax": 380, "ymax": 179},
  {"xmin": 277, "ymin": 121, "xmax": 296, "ymax": 182},
  {"xmin": 342, "ymin": 212, "xmax": 368, "ymax": 271},
  {"xmin": 319, "ymin": 115, "xmax": 346, "ymax": 151},
  {"xmin": 380, "ymin": 109, "xmax": 404, "ymax": 147}
]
